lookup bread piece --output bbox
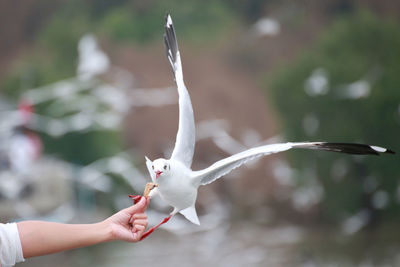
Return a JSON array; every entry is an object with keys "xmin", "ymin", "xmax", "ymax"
[{"xmin": 144, "ymin": 182, "xmax": 158, "ymax": 197}]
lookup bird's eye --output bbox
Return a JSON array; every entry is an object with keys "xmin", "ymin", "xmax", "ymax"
[
  {"xmin": 152, "ymin": 165, "xmax": 154, "ymax": 170},
  {"xmin": 163, "ymin": 165, "xmax": 167, "ymax": 170}
]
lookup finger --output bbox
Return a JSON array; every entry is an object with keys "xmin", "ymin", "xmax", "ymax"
[
  {"xmin": 133, "ymin": 219, "xmax": 147, "ymax": 227},
  {"xmin": 132, "ymin": 213, "xmax": 147, "ymax": 220},
  {"xmin": 133, "ymin": 224, "xmax": 145, "ymax": 233},
  {"xmin": 131, "ymin": 232, "xmax": 139, "ymax": 242},
  {"xmin": 124, "ymin": 196, "xmax": 148, "ymax": 215}
]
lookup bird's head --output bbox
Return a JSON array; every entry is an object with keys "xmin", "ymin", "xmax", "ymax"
[{"xmin": 146, "ymin": 157, "xmax": 171, "ymax": 179}]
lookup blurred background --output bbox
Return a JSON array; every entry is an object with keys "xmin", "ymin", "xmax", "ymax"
[{"xmin": 1, "ymin": 0, "xmax": 399, "ymax": 266}]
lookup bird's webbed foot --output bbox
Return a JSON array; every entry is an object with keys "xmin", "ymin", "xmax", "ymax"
[{"xmin": 128, "ymin": 194, "xmax": 142, "ymax": 204}]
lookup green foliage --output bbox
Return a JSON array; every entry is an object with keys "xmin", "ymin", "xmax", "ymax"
[
  {"xmin": 266, "ymin": 11, "xmax": 400, "ymax": 223},
  {"xmin": 2, "ymin": 9, "xmax": 92, "ymax": 96},
  {"xmin": 99, "ymin": 0, "xmax": 235, "ymax": 44},
  {"xmin": 41, "ymin": 131, "xmax": 123, "ymax": 166},
  {"xmin": 227, "ymin": 0, "xmax": 271, "ymax": 22}
]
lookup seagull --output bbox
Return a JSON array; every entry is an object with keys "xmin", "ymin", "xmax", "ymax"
[
  {"xmin": 134, "ymin": 14, "xmax": 395, "ymax": 240},
  {"xmin": 7, "ymin": 100, "xmax": 42, "ymax": 176},
  {"xmin": 77, "ymin": 34, "xmax": 110, "ymax": 80}
]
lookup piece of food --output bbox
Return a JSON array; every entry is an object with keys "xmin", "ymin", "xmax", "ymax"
[{"xmin": 144, "ymin": 182, "xmax": 158, "ymax": 197}]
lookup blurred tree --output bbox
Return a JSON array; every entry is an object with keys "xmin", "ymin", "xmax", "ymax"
[
  {"xmin": 99, "ymin": 0, "xmax": 235, "ymax": 44},
  {"xmin": 2, "ymin": 0, "xmax": 237, "ymax": 166},
  {"xmin": 266, "ymin": 10, "xmax": 400, "ymax": 225},
  {"xmin": 228, "ymin": 0, "xmax": 272, "ymax": 22}
]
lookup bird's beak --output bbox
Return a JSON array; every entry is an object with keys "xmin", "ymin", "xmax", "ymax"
[{"xmin": 156, "ymin": 171, "xmax": 162, "ymax": 179}]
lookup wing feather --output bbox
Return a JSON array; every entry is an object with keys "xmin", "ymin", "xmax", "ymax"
[
  {"xmin": 194, "ymin": 143, "xmax": 292, "ymax": 185},
  {"xmin": 164, "ymin": 14, "xmax": 195, "ymax": 168},
  {"xmin": 193, "ymin": 142, "xmax": 394, "ymax": 186}
]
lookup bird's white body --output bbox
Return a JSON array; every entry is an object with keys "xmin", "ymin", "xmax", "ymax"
[
  {"xmin": 142, "ymin": 14, "xmax": 394, "ymax": 228},
  {"xmin": 156, "ymin": 160, "xmax": 197, "ymax": 211}
]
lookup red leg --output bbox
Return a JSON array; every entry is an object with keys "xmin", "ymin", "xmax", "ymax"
[
  {"xmin": 140, "ymin": 214, "xmax": 173, "ymax": 241},
  {"xmin": 129, "ymin": 195, "xmax": 142, "ymax": 204}
]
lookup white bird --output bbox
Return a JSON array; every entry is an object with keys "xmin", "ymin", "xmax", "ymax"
[
  {"xmin": 137, "ymin": 14, "xmax": 394, "ymax": 240},
  {"xmin": 77, "ymin": 34, "xmax": 110, "ymax": 80},
  {"xmin": 6, "ymin": 101, "xmax": 42, "ymax": 176},
  {"xmin": 251, "ymin": 17, "xmax": 280, "ymax": 37}
]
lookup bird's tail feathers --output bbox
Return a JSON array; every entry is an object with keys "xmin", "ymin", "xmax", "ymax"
[{"xmin": 179, "ymin": 205, "xmax": 200, "ymax": 225}]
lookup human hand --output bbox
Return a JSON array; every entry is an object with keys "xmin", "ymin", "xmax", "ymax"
[{"xmin": 104, "ymin": 196, "xmax": 149, "ymax": 242}]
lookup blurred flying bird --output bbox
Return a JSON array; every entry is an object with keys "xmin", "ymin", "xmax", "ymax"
[
  {"xmin": 336, "ymin": 67, "xmax": 382, "ymax": 100},
  {"xmin": 22, "ymin": 33, "xmax": 176, "ymax": 135},
  {"xmin": 7, "ymin": 100, "xmax": 42, "ymax": 176},
  {"xmin": 133, "ymin": 14, "xmax": 395, "ymax": 240},
  {"xmin": 0, "ymin": 100, "xmax": 42, "ymax": 201},
  {"xmin": 77, "ymin": 34, "xmax": 110, "ymax": 80},
  {"xmin": 251, "ymin": 17, "xmax": 280, "ymax": 37},
  {"xmin": 304, "ymin": 68, "xmax": 329, "ymax": 97}
]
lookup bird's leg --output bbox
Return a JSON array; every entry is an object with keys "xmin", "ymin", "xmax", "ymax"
[
  {"xmin": 140, "ymin": 214, "xmax": 173, "ymax": 241},
  {"xmin": 140, "ymin": 208, "xmax": 178, "ymax": 241},
  {"xmin": 128, "ymin": 195, "xmax": 142, "ymax": 204}
]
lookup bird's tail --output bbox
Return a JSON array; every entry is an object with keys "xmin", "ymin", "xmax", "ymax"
[{"xmin": 163, "ymin": 13, "xmax": 183, "ymax": 81}]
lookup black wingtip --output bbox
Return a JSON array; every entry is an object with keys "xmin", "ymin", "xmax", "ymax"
[
  {"xmin": 386, "ymin": 149, "xmax": 396, "ymax": 154},
  {"xmin": 317, "ymin": 143, "xmax": 395, "ymax": 156},
  {"xmin": 163, "ymin": 13, "xmax": 178, "ymax": 73}
]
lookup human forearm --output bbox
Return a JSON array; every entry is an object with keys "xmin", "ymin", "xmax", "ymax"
[
  {"xmin": 15, "ymin": 197, "xmax": 148, "ymax": 259},
  {"xmin": 17, "ymin": 221, "xmax": 112, "ymax": 258}
]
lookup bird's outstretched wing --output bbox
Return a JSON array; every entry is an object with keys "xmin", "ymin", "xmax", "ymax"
[
  {"xmin": 164, "ymin": 14, "xmax": 195, "ymax": 168},
  {"xmin": 193, "ymin": 142, "xmax": 394, "ymax": 185}
]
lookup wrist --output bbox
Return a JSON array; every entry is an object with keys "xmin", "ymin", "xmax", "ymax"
[{"xmin": 96, "ymin": 220, "xmax": 114, "ymax": 243}]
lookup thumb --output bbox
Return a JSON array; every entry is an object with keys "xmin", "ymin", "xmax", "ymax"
[{"xmin": 125, "ymin": 196, "xmax": 148, "ymax": 215}]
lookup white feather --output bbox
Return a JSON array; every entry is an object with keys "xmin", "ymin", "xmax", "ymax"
[
  {"xmin": 193, "ymin": 143, "xmax": 292, "ymax": 185},
  {"xmin": 166, "ymin": 14, "xmax": 173, "ymax": 28},
  {"xmin": 370, "ymin": 145, "xmax": 386, "ymax": 153},
  {"xmin": 179, "ymin": 205, "xmax": 200, "ymax": 225}
]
